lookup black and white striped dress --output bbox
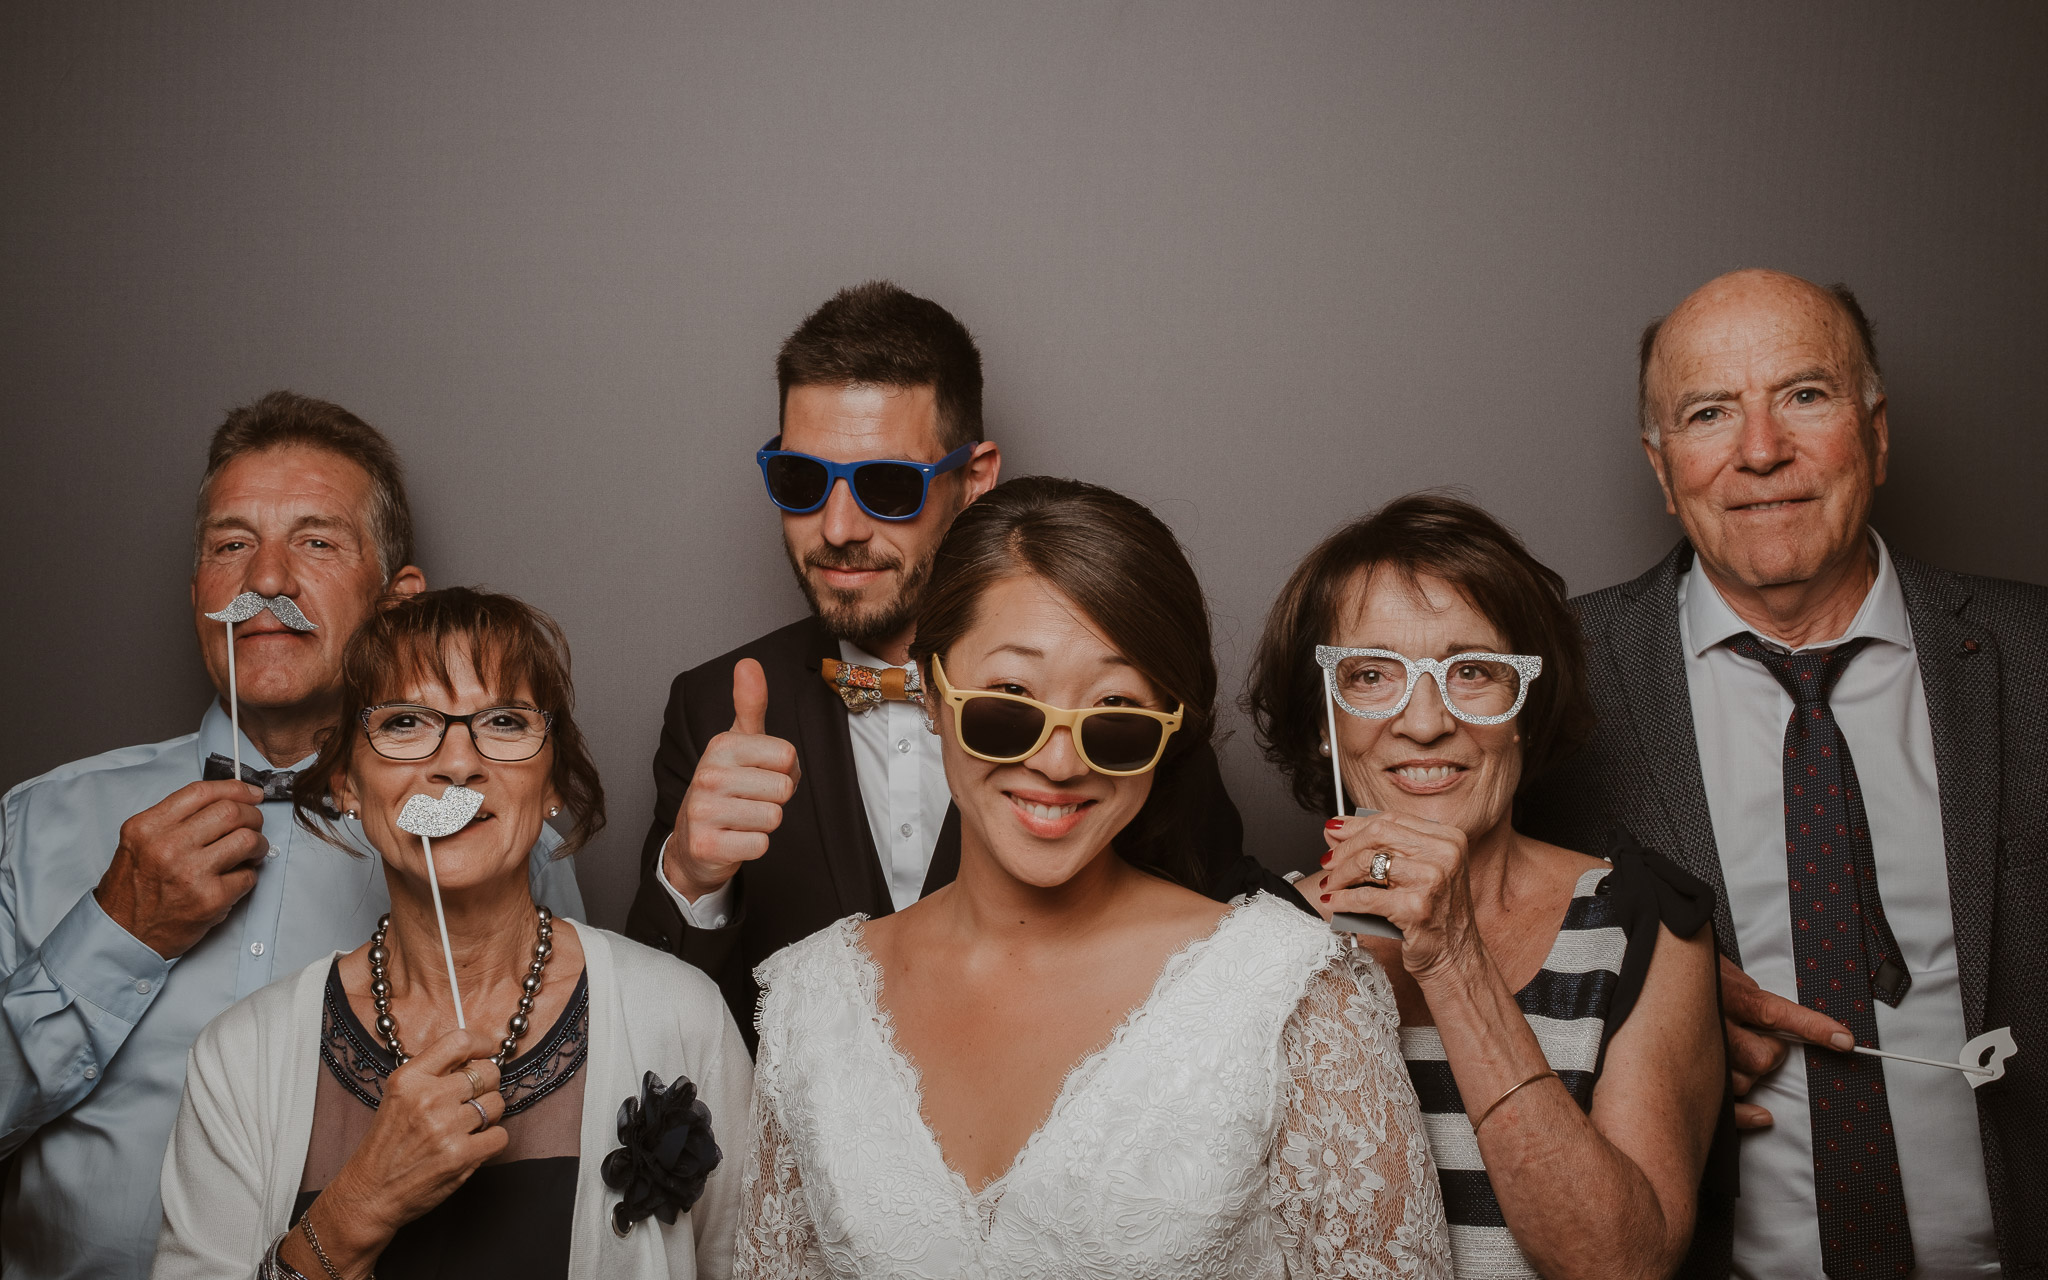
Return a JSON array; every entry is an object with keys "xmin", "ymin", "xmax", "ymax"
[{"xmin": 1399, "ymin": 841, "xmax": 1713, "ymax": 1279}]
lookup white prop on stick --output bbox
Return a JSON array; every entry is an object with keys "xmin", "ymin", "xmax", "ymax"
[
  {"xmin": 395, "ymin": 784, "xmax": 486, "ymax": 1028},
  {"xmin": 1324, "ymin": 679, "xmax": 1404, "ymax": 941},
  {"xmin": 1775, "ymin": 1025, "xmax": 2018, "ymax": 1089},
  {"xmin": 202, "ymin": 592, "xmax": 317, "ymax": 782}
]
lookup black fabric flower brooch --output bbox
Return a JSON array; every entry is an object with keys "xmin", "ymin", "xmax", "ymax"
[{"xmin": 601, "ymin": 1070, "xmax": 722, "ymax": 1236}]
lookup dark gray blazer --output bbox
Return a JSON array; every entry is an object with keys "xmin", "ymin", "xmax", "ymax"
[{"xmin": 1520, "ymin": 540, "xmax": 2048, "ymax": 1280}]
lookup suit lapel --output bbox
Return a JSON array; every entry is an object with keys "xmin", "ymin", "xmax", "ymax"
[
  {"xmin": 1606, "ymin": 542, "xmax": 1740, "ymax": 957},
  {"xmin": 1894, "ymin": 553, "xmax": 2000, "ymax": 1034},
  {"xmin": 920, "ymin": 804, "xmax": 963, "ymax": 896},
  {"xmin": 787, "ymin": 619, "xmax": 896, "ymax": 918}
]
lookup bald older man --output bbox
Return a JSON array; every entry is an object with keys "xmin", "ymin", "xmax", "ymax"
[{"xmin": 1523, "ymin": 270, "xmax": 2044, "ymax": 1279}]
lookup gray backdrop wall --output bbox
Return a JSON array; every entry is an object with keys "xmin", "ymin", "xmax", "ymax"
[{"xmin": 5, "ymin": 2, "xmax": 2044, "ymax": 931}]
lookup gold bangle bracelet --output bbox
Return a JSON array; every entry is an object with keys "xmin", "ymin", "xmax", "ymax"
[{"xmin": 1472, "ymin": 1068, "xmax": 1558, "ymax": 1132}]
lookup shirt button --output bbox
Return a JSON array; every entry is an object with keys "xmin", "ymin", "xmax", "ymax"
[
  {"xmin": 82, "ymin": 1065, "xmax": 98, "ymax": 1080},
  {"xmin": 135, "ymin": 979, "xmax": 152, "ymax": 995},
  {"xmin": 265, "ymin": 845, "xmax": 279, "ymax": 860},
  {"xmin": 896, "ymin": 738, "xmax": 911, "ymax": 754},
  {"xmin": 899, "ymin": 823, "xmax": 913, "ymax": 838},
  {"xmin": 250, "ymin": 941, "xmax": 266, "ymax": 957}
]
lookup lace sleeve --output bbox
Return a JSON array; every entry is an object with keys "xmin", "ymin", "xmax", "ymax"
[
  {"xmin": 733, "ymin": 1083, "xmax": 824, "ymax": 1280},
  {"xmin": 1271, "ymin": 943, "xmax": 1453, "ymax": 1280}
]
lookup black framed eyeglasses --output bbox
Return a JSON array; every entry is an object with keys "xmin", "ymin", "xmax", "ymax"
[
  {"xmin": 755, "ymin": 435, "xmax": 975, "ymax": 521},
  {"xmin": 359, "ymin": 703, "xmax": 555, "ymax": 762}
]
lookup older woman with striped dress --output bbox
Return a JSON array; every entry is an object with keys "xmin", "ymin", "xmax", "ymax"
[{"xmin": 1249, "ymin": 494, "xmax": 1728, "ymax": 1280}]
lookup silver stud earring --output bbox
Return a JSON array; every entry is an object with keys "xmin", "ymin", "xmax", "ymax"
[
  {"xmin": 345, "ymin": 808, "xmax": 358, "ymax": 820},
  {"xmin": 547, "ymin": 806, "xmax": 560, "ymax": 818}
]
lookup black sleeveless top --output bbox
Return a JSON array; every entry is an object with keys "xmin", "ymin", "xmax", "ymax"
[{"xmin": 289, "ymin": 960, "xmax": 591, "ymax": 1280}]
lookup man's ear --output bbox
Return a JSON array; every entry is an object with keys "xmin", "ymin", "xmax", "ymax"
[
  {"xmin": 387, "ymin": 566, "xmax": 427, "ymax": 600},
  {"xmin": 961, "ymin": 442, "xmax": 1002, "ymax": 505},
  {"xmin": 1640, "ymin": 435, "xmax": 1679, "ymax": 516},
  {"xmin": 1867, "ymin": 396, "xmax": 1890, "ymax": 487}
]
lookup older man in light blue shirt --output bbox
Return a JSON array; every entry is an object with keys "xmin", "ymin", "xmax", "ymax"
[{"xmin": 0, "ymin": 391, "xmax": 583, "ymax": 1280}]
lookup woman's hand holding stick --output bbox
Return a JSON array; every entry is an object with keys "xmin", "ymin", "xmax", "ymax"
[{"xmin": 278, "ymin": 1026, "xmax": 504, "ymax": 1280}]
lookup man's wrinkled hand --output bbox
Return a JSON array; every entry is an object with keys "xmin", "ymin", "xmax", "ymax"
[
  {"xmin": 94, "ymin": 779, "xmax": 267, "ymax": 959},
  {"xmin": 1719, "ymin": 953, "xmax": 1853, "ymax": 1130}
]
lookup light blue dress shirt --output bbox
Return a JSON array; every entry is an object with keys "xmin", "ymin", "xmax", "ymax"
[
  {"xmin": 1679, "ymin": 535, "xmax": 1997, "ymax": 1279},
  {"xmin": 0, "ymin": 703, "xmax": 585, "ymax": 1280}
]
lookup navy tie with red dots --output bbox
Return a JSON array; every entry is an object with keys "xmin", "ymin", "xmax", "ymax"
[{"xmin": 1726, "ymin": 633, "xmax": 1914, "ymax": 1278}]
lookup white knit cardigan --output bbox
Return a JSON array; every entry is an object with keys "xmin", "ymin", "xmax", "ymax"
[{"xmin": 151, "ymin": 920, "xmax": 751, "ymax": 1280}]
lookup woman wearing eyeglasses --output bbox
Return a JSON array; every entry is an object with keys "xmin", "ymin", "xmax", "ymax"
[
  {"xmin": 734, "ymin": 477, "xmax": 1451, "ymax": 1279},
  {"xmin": 153, "ymin": 589, "xmax": 752, "ymax": 1280},
  {"xmin": 1246, "ymin": 495, "xmax": 1728, "ymax": 1280}
]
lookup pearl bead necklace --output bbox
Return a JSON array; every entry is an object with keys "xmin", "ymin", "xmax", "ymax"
[{"xmin": 367, "ymin": 905, "xmax": 554, "ymax": 1067}]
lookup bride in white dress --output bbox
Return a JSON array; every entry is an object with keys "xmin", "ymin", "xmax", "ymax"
[{"xmin": 735, "ymin": 477, "xmax": 1451, "ymax": 1279}]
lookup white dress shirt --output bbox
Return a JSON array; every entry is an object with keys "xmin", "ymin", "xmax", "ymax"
[
  {"xmin": 1678, "ymin": 534, "xmax": 1997, "ymax": 1279},
  {"xmin": 661, "ymin": 640, "xmax": 949, "ymax": 927}
]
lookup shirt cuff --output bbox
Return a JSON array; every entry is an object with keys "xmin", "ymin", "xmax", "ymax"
[
  {"xmin": 656, "ymin": 835, "xmax": 736, "ymax": 930},
  {"xmin": 39, "ymin": 891, "xmax": 174, "ymax": 1026}
]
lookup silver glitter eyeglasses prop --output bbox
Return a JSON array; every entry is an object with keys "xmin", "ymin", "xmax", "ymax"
[
  {"xmin": 201, "ymin": 593, "xmax": 318, "ymax": 783},
  {"xmin": 395, "ymin": 784, "xmax": 487, "ymax": 1028},
  {"xmin": 1312, "ymin": 646, "xmax": 1543, "ymax": 943}
]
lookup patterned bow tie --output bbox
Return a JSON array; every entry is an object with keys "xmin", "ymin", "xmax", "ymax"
[
  {"xmin": 820, "ymin": 659, "xmax": 923, "ymax": 714},
  {"xmin": 203, "ymin": 752, "xmax": 301, "ymax": 802}
]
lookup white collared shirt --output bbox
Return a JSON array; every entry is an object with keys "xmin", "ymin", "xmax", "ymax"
[
  {"xmin": 1678, "ymin": 533, "xmax": 1997, "ymax": 1279},
  {"xmin": 661, "ymin": 641, "xmax": 949, "ymax": 926}
]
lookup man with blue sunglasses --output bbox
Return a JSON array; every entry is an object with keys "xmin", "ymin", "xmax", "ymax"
[{"xmin": 625, "ymin": 282, "xmax": 1304, "ymax": 1042}]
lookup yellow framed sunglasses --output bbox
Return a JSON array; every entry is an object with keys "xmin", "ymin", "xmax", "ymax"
[{"xmin": 929, "ymin": 654, "xmax": 1183, "ymax": 776}]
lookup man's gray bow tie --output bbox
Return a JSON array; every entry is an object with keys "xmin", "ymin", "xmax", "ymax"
[{"xmin": 203, "ymin": 752, "xmax": 299, "ymax": 802}]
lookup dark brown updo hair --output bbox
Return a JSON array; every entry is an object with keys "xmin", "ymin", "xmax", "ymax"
[
  {"xmin": 293, "ymin": 587, "xmax": 606, "ymax": 857},
  {"xmin": 1245, "ymin": 493, "xmax": 1594, "ymax": 816},
  {"xmin": 907, "ymin": 476, "xmax": 1218, "ymax": 891}
]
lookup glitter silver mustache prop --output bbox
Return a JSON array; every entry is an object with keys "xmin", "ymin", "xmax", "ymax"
[
  {"xmin": 204, "ymin": 591, "xmax": 318, "ymax": 630},
  {"xmin": 395, "ymin": 785, "xmax": 488, "ymax": 1028},
  {"xmin": 202, "ymin": 592, "xmax": 319, "ymax": 782}
]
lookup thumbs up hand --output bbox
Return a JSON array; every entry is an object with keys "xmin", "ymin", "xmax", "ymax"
[{"xmin": 663, "ymin": 658, "xmax": 804, "ymax": 901}]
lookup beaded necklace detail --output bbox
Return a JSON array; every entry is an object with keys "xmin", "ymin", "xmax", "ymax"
[{"xmin": 367, "ymin": 905, "xmax": 553, "ymax": 1067}]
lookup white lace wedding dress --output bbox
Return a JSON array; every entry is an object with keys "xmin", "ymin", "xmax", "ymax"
[{"xmin": 735, "ymin": 892, "xmax": 1452, "ymax": 1279}]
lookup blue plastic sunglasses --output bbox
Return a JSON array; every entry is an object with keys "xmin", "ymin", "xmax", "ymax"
[{"xmin": 756, "ymin": 436, "xmax": 975, "ymax": 521}]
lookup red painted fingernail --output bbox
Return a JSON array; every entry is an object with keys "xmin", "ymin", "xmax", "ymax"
[
  {"xmin": 1318, "ymin": 875, "xmax": 1328, "ymax": 888},
  {"xmin": 1324, "ymin": 818, "xmax": 1344, "ymax": 830},
  {"xmin": 1318, "ymin": 852, "xmax": 1332, "ymax": 866},
  {"xmin": 1320, "ymin": 893, "xmax": 1332, "ymax": 903}
]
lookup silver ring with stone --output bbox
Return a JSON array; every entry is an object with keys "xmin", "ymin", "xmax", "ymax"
[
  {"xmin": 1368, "ymin": 851, "xmax": 1393, "ymax": 885},
  {"xmin": 467, "ymin": 1097, "xmax": 491, "ymax": 1132}
]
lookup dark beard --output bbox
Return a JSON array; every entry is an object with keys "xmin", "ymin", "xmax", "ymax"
[{"xmin": 784, "ymin": 540, "xmax": 939, "ymax": 650}]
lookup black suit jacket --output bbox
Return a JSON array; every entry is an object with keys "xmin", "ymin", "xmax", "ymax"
[
  {"xmin": 1520, "ymin": 540, "xmax": 2048, "ymax": 1280},
  {"xmin": 625, "ymin": 615, "xmax": 1305, "ymax": 1048}
]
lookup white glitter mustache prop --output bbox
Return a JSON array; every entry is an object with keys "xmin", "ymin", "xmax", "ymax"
[
  {"xmin": 395, "ymin": 784, "xmax": 487, "ymax": 1029},
  {"xmin": 202, "ymin": 592, "xmax": 318, "ymax": 783},
  {"xmin": 1775, "ymin": 1025, "xmax": 2019, "ymax": 1089},
  {"xmin": 1323, "ymin": 681, "xmax": 1403, "ymax": 941}
]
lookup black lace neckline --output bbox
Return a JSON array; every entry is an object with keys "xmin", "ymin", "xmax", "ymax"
[{"xmin": 319, "ymin": 957, "xmax": 590, "ymax": 1118}]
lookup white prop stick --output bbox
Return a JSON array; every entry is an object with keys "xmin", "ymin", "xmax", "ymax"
[
  {"xmin": 396, "ymin": 785, "xmax": 487, "ymax": 1029},
  {"xmin": 1324, "ymin": 679, "xmax": 1403, "ymax": 940},
  {"xmin": 223, "ymin": 619, "xmax": 241, "ymax": 781},
  {"xmin": 1776, "ymin": 1025, "xmax": 2019, "ymax": 1088},
  {"xmin": 202, "ymin": 592, "xmax": 318, "ymax": 783}
]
